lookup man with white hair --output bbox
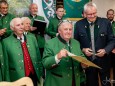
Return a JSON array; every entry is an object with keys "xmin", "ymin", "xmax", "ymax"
[
  {"xmin": 43, "ymin": 20, "xmax": 86, "ymax": 86},
  {"xmin": 21, "ymin": 17, "xmax": 31, "ymax": 34},
  {"xmin": 74, "ymin": 2, "xmax": 115, "ymax": 86},
  {"xmin": 2, "ymin": 18, "xmax": 42, "ymax": 86}
]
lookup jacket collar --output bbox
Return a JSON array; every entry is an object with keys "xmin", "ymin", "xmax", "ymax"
[{"xmin": 57, "ymin": 35, "xmax": 71, "ymax": 45}]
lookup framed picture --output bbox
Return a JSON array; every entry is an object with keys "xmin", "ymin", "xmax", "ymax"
[{"xmin": 8, "ymin": 0, "xmax": 32, "ymax": 17}]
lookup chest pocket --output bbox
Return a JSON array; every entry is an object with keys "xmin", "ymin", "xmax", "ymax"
[
  {"xmin": 79, "ymin": 33, "xmax": 87, "ymax": 37},
  {"xmin": 99, "ymin": 32, "xmax": 107, "ymax": 39}
]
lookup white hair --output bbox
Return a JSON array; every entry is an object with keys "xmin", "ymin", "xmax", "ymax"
[
  {"xmin": 84, "ymin": 2, "xmax": 97, "ymax": 13},
  {"xmin": 10, "ymin": 18, "xmax": 20, "ymax": 28},
  {"xmin": 21, "ymin": 17, "xmax": 31, "ymax": 23}
]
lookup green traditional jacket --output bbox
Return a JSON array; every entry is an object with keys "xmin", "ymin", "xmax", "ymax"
[
  {"xmin": 0, "ymin": 13, "xmax": 15, "ymax": 39},
  {"xmin": 42, "ymin": 35, "xmax": 86, "ymax": 86},
  {"xmin": 2, "ymin": 33, "xmax": 43, "ymax": 82},
  {"xmin": 112, "ymin": 21, "xmax": 115, "ymax": 35},
  {"xmin": 0, "ymin": 41, "xmax": 4, "ymax": 81},
  {"xmin": 0, "ymin": 13, "xmax": 15, "ymax": 81},
  {"xmin": 46, "ymin": 16, "xmax": 65, "ymax": 38},
  {"xmin": 28, "ymin": 15, "xmax": 45, "ymax": 48}
]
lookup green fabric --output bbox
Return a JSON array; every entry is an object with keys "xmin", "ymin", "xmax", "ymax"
[
  {"xmin": 42, "ymin": 37, "xmax": 86, "ymax": 86},
  {"xmin": 64, "ymin": 0, "xmax": 89, "ymax": 18},
  {"xmin": 28, "ymin": 15, "xmax": 45, "ymax": 48},
  {"xmin": 112, "ymin": 21, "xmax": 115, "ymax": 35},
  {"xmin": 0, "ymin": 13, "xmax": 15, "ymax": 38},
  {"xmin": 0, "ymin": 42, "xmax": 3, "ymax": 81},
  {"xmin": 2, "ymin": 33, "xmax": 42, "ymax": 82},
  {"xmin": 46, "ymin": 16, "xmax": 65, "ymax": 38}
]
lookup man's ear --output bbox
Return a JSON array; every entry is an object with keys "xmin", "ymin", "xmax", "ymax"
[{"xmin": 10, "ymin": 26, "xmax": 14, "ymax": 31}]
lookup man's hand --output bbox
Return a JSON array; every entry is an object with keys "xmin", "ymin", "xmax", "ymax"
[
  {"xmin": 82, "ymin": 48, "xmax": 93, "ymax": 57},
  {"xmin": 57, "ymin": 49, "xmax": 68, "ymax": 60},
  {"xmin": 95, "ymin": 49, "xmax": 106, "ymax": 57},
  {"xmin": 30, "ymin": 26, "xmax": 37, "ymax": 31},
  {"xmin": 0, "ymin": 28, "xmax": 6, "ymax": 36},
  {"xmin": 112, "ymin": 48, "xmax": 115, "ymax": 54}
]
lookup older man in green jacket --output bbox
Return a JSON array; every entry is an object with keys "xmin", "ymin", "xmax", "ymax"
[
  {"xmin": 0, "ymin": 0, "xmax": 15, "ymax": 38},
  {"xmin": 28, "ymin": 3, "xmax": 46, "ymax": 57},
  {"xmin": 0, "ymin": 1, "xmax": 15, "ymax": 81},
  {"xmin": 2, "ymin": 18, "xmax": 42, "ymax": 86},
  {"xmin": 43, "ymin": 20, "xmax": 86, "ymax": 86}
]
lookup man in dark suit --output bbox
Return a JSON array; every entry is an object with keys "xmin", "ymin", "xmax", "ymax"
[
  {"xmin": 2, "ymin": 18, "xmax": 43, "ymax": 86},
  {"xmin": 106, "ymin": 9, "xmax": 115, "ymax": 86},
  {"xmin": 74, "ymin": 2, "xmax": 115, "ymax": 86}
]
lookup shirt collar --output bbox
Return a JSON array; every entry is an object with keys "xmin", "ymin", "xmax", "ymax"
[{"xmin": 17, "ymin": 34, "xmax": 24, "ymax": 42}]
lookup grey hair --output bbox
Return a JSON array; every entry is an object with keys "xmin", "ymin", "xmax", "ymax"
[
  {"xmin": 84, "ymin": 2, "xmax": 97, "ymax": 13},
  {"xmin": 58, "ymin": 21, "xmax": 72, "ymax": 30}
]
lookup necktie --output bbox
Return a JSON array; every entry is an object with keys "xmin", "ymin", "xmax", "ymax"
[
  {"xmin": 89, "ymin": 23, "xmax": 96, "ymax": 60},
  {"xmin": 21, "ymin": 40, "xmax": 35, "ymax": 76}
]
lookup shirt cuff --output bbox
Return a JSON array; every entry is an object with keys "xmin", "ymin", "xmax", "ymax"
[{"xmin": 55, "ymin": 55, "xmax": 60, "ymax": 64}]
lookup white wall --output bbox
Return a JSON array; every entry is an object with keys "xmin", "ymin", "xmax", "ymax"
[{"xmin": 92, "ymin": 0, "xmax": 115, "ymax": 19}]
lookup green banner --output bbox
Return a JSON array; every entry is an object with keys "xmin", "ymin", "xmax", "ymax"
[{"xmin": 64, "ymin": 0, "xmax": 90, "ymax": 18}]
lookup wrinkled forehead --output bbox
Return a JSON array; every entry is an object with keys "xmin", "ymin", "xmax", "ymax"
[{"xmin": 14, "ymin": 18, "xmax": 22, "ymax": 25}]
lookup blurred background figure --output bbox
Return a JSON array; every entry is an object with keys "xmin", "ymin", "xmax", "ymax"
[
  {"xmin": 106, "ymin": 9, "xmax": 115, "ymax": 86},
  {"xmin": 0, "ymin": 0, "xmax": 15, "ymax": 39},
  {"xmin": 28, "ymin": 3, "xmax": 46, "ymax": 57},
  {"xmin": 46, "ymin": 5, "xmax": 65, "ymax": 38}
]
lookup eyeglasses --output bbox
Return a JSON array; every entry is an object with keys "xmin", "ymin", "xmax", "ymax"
[
  {"xmin": 86, "ymin": 12, "xmax": 97, "ymax": 16},
  {"xmin": 58, "ymin": 19, "xmax": 72, "ymax": 27}
]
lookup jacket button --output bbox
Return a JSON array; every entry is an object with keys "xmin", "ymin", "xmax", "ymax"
[
  {"xmin": 68, "ymin": 74, "xmax": 70, "ymax": 77},
  {"xmin": 76, "ymin": 73, "xmax": 79, "ymax": 76},
  {"xmin": 0, "ymin": 54, "xmax": 3, "ymax": 57},
  {"xmin": 20, "ymin": 67, "xmax": 22, "ymax": 70},
  {"xmin": 70, "ymin": 67, "xmax": 72, "ymax": 70}
]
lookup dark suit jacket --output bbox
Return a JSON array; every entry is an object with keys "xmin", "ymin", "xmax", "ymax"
[{"xmin": 74, "ymin": 17, "xmax": 115, "ymax": 69}]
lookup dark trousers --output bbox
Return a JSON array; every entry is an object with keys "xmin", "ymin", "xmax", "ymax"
[
  {"xmin": 85, "ymin": 57, "xmax": 111, "ymax": 86},
  {"xmin": 29, "ymin": 73, "xmax": 38, "ymax": 86},
  {"xmin": 109, "ymin": 52, "xmax": 115, "ymax": 86}
]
